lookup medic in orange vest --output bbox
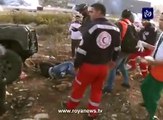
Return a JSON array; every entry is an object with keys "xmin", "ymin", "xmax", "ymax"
[{"xmin": 140, "ymin": 13, "xmax": 163, "ymax": 120}]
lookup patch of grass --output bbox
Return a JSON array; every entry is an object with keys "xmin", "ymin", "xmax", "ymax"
[
  {"xmin": 0, "ymin": 11, "xmax": 72, "ymax": 35},
  {"xmin": 36, "ymin": 23, "xmax": 68, "ymax": 35},
  {"xmin": 0, "ymin": 14, "xmax": 13, "ymax": 23},
  {"xmin": 0, "ymin": 12, "xmax": 72, "ymax": 34},
  {"xmin": 0, "ymin": 11, "xmax": 72, "ymax": 24},
  {"xmin": 12, "ymin": 12, "xmax": 36, "ymax": 24},
  {"xmin": 36, "ymin": 13, "xmax": 71, "ymax": 25}
]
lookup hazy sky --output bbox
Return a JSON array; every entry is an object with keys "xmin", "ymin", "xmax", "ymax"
[
  {"xmin": 139, "ymin": 0, "xmax": 163, "ymax": 5},
  {"xmin": 4, "ymin": 0, "xmax": 39, "ymax": 6},
  {"xmin": 24, "ymin": 0, "xmax": 39, "ymax": 6}
]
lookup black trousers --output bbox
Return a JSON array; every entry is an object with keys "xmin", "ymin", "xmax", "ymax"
[{"xmin": 71, "ymin": 39, "xmax": 81, "ymax": 57}]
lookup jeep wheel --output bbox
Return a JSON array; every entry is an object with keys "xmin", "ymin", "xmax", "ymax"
[{"xmin": 0, "ymin": 49, "xmax": 22, "ymax": 85}]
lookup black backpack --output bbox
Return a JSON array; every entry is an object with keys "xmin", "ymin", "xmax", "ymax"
[{"xmin": 118, "ymin": 19, "xmax": 139, "ymax": 53}]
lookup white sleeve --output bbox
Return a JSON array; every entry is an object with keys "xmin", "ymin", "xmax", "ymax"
[
  {"xmin": 69, "ymin": 24, "xmax": 72, "ymax": 32},
  {"xmin": 77, "ymin": 23, "xmax": 81, "ymax": 29}
]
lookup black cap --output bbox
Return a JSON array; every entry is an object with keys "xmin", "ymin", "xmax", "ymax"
[
  {"xmin": 121, "ymin": 9, "xmax": 132, "ymax": 18},
  {"xmin": 75, "ymin": 3, "xmax": 88, "ymax": 12}
]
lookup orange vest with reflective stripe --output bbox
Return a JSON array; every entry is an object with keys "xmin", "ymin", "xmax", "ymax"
[{"xmin": 119, "ymin": 19, "xmax": 131, "ymax": 40}]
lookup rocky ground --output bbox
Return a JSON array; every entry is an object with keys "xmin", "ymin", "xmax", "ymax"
[{"xmin": 0, "ymin": 35, "xmax": 163, "ymax": 120}]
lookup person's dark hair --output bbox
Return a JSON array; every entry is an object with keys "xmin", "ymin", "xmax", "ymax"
[
  {"xmin": 91, "ymin": 3, "xmax": 106, "ymax": 15},
  {"xmin": 75, "ymin": 15, "xmax": 81, "ymax": 18},
  {"xmin": 121, "ymin": 9, "xmax": 132, "ymax": 18},
  {"xmin": 75, "ymin": 3, "xmax": 88, "ymax": 12},
  {"xmin": 129, "ymin": 13, "xmax": 134, "ymax": 23}
]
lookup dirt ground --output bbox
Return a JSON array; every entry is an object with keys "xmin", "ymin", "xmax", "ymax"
[{"xmin": 1, "ymin": 35, "xmax": 163, "ymax": 120}]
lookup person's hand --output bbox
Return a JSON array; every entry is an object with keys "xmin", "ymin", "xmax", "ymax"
[
  {"xmin": 136, "ymin": 40, "xmax": 145, "ymax": 52},
  {"xmin": 137, "ymin": 40, "xmax": 155, "ymax": 50},
  {"xmin": 71, "ymin": 27, "xmax": 79, "ymax": 32}
]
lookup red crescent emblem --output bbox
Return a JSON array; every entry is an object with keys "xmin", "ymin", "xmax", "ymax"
[{"xmin": 102, "ymin": 37, "xmax": 107, "ymax": 44}]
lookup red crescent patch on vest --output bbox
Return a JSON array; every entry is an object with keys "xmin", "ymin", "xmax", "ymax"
[{"xmin": 96, "ymin": 31, "xmax": 112, "ymax": 49}]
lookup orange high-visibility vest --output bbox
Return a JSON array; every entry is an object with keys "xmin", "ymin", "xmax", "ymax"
[
  {"xmin": 119, "ymin": 19, "xmax": 131, "ymax": 40},
  {"xmin": 151, "ymin": 65, "xmax": 163, "ymax": 82}
]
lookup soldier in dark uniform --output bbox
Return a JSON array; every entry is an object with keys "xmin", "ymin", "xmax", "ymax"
[{"xmin": 64, "ymin": 3, "xmax": 121, "ymax": 120}]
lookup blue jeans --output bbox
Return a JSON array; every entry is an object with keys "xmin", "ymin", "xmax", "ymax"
[
  {"xmin": 49, "ymin": 61, "xmax": 75, "ymax": 79},
  {"xmin": 104, "ymin": 55, "xmax": 129, "ymax": 91}
]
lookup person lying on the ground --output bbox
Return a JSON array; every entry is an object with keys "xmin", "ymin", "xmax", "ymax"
[{"xmin": 39, "ymin": 61, "xmax": 75, "ymax": 79}]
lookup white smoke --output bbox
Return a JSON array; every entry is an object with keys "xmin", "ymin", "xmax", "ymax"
[{"xmin": 1, "ymin": 0, "xmax": 39, "ymax": 7}]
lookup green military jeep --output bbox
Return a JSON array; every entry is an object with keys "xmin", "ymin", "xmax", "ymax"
[{"xmin": 0, "ymin": 24, "xmax": 38, "ymax": 84}]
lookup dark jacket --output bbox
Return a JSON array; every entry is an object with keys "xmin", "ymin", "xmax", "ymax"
[
  {"xmin": 115, "ymin": 19, "xmax": 139, "ymax": 53},
  {"xmin": 79, "ymin": 14, "xmax": 91, "ymax": 34},
  {"xmin": 74, "ymin": 18, "xmax": 121, "ymax": 68},
  {"xmin": 139, "ymin": 23, "xmax": 157, "ymax": 45}
]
